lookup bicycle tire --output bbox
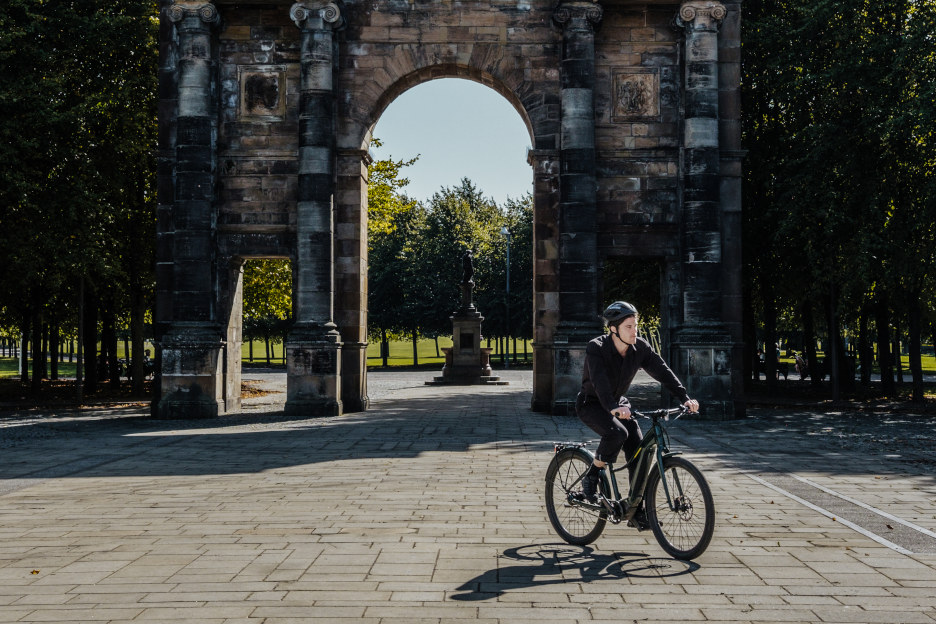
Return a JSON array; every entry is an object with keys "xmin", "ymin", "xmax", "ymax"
[
  {"xmin": 645, "ymin": 455, "xmax": 714, "ymax": 560},
  {"xmin": 544, "ymin": 447, "xmax": 608, "ymax": 545}
]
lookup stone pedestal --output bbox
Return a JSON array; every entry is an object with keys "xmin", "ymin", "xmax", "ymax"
[
  {"xmin": 285, "ymin": 322, "xmax": 343, "ymax": 416},
  {"xmin": 157, "ymin": 325, "xmax": 226, "ymax": 419},
  {"xmin": 674, "ymin": 327, "xmax": 740, "ymax": 420},
  {"xmin": 427, "ymin": 282, "xmax": 506, "ymax": 386}
]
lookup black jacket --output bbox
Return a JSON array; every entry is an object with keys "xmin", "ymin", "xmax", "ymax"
[{"xmin": 579, "ymin": 334, "xmax": 689, "ymax": 413}]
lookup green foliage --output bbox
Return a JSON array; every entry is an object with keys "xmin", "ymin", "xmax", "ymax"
[
  {"xmin": 367, "ymin": 137, "xmax": 420, "ymax": 239},
  {"xmin": 366, "ymin": 143, "xmax": 534, "ymax": 345},
  {"xmin": 0, "ymin": 0, "xmax": 158, "ymax": 349},
  {"xmin": 743, "ymin": 0, "xmax": 936, "ymax": 394},
  {"xmin": 243, "ymin": 260, "xmax": 292, "ymax": 323},
  {"xmin": 242, "ymin": 259, "xmax": 292, "ymax": 344}
]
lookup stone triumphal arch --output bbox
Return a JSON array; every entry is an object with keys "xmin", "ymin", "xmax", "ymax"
[{"xmin": 155, "ymin": 0, "xmax": 744, "ymax": 419}]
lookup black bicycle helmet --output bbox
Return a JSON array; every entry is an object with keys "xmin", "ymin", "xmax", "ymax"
[{"xmin": 602, "ymin": 301, "xmax": 638, "ymax": 326}]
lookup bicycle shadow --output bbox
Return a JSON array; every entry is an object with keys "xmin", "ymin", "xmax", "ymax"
[{"xmin": 449, "ymin": 543, "xmax": 699, "ymax": 601}]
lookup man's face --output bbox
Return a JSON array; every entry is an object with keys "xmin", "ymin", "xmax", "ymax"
[{"xmin": 615, "ymin": 316, "xmax": 638, "ymax": 345}]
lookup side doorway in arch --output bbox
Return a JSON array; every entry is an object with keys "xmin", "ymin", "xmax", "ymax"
[{"xmin": 601, "ymin": 257, "xmax": 673, "ymax": 406}]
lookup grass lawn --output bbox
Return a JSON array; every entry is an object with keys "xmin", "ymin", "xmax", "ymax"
[
  {"xmin": 6, "ymin": 344, "xmax": 931, "ymax": 378},
  {"xmin": 0, "ymin": 337, "xmax": 534, "ymax": 378},
  {"xmin": 241, "ymin": 337, "xmax": 532, "ymax": 368},
  {"xmin": 776, "ymin": 351, "xmax": 936, "ymax": 376}
]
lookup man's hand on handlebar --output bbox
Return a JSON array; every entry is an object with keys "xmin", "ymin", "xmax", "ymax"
[
  {"xmin": 684, "ymin": 399, "xmax": 699, "ymax": 413},
  {"xmin": 611, "ymin": 405, "xmax": 632, "ymax": 420}
]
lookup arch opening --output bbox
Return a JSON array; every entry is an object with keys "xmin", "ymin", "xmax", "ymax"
[{"xmin": 338, "ymin": 75, "xmax": 539, "ymax": 397}]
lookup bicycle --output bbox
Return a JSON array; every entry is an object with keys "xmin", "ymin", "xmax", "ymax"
[{"xmin": 545, "ymin": 405, "xmax": 715, "ymax": 560}]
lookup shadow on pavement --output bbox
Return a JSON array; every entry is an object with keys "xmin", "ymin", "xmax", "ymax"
[
  {"xmin": 449, "ymin": 543, "xmax": 698, "ymax": 600},
  {"xmin": 2, "ymin": 374, "xmax": 935, "ymax": 485},
  {"xmin": 1, "ymin": 386, "xmax": 552, "ymax": 481}
]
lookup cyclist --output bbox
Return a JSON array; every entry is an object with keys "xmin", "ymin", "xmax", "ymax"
[{"xmin": 576, "ymin": 301, "xmax": 699, "ymax": 528}]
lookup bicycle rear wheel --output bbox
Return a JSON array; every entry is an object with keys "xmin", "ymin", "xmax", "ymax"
[
  {"xmin": 645, "ymin": 455, "xmax": 714, "ymax": 560},
  {"xmin": 545, "ymin": 448, "xmax": 607, "ymax": 545}
]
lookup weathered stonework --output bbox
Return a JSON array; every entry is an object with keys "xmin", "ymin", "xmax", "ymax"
[{"xmin": 156, "ymin": 0, "xmax": 744, "ymax": 420}]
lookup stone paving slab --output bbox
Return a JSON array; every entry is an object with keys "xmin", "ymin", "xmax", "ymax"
[{"xmin": 1, "ymin": 370, "xmax": 935, "ymax": 623}]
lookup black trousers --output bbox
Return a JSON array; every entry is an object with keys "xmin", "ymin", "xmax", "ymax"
[{"xmin": 576, "ymin": 399, "xmax": 643, "ymax": 470}]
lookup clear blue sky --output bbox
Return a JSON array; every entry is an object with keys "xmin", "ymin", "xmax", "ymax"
[{"xmin": 370, "ymin": 78, "xmax": 533, "ymax": 207}]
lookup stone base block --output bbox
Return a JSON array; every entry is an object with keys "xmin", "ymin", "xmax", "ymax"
[
  {"xmin": 284, "ymin": 397, "xmax": 342, "ymax": 417},
  {"xmin": 674, "ymin": 327, "xmax": 744, "ymax": 420},
  {"xmin": 157, "ymin": 385, "xmax": 224, "ymax": 419},
  {"xmin": 285, "ymin": 325, "xmax": 343, "ymax": 417},
  {"xmin": 157, "ymin": 325, "xmax": 226, "ymax": 419}
]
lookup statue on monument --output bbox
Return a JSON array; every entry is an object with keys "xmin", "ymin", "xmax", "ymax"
[
  {"xmin": 462, "ymin": 249, "xmax": 474, "ymax": 285},
  {"xmin": 425, "ymin": 246, "xmax": 502, "ymax": 386}
]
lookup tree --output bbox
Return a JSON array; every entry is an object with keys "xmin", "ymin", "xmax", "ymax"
[
  {"xmin": 366, "ymin": 141, "xmax": 422, "ymax": 365},
  {"xmin": 243, "ymin": 260, "xmax": 292, "ymax": 363},
  {"xmin": 742, "ymin": 0, "xmax": 936, "ymax": 398},
  {"xmin": 0, "ymin": 0, "xmax": 159, "ymax": 395}
]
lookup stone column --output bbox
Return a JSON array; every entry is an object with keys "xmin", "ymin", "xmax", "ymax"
[
  {"xmin": 527, "ymin": 149, "xmax": 560, "ymax": 413},
  {"xmin": 678, "ymin": 1, "xmax": 726, "ymax": 324},
  {"xmin": 285, "ymin": 1, "xmax": 344, "ymax": 416},
  {"xmin": 158, "ymin": 1, "xmax": 224, "ymax": 419},
  {"xmin": 675, "ymin": 1, "xmax": 737, "ymax": 419},
  {"xmin": 551, "ymin": 1, "xmax": 603, "ymax": 413},
  {"xmin": 336, "ymin": 147, "xmax": 370, "ymax": 413}
]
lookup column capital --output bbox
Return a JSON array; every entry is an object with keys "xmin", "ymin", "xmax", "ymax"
[
  {"xmin": 527, "ymin": 149, "xmax": 559, "ymax": 178},
  {"xmin": 676, "ymin": 1, "xmax": 726, "ymax": 31},
  {"xmin": 552, "ymin": 1, "xmax": 603, "ymax": 32},
  {"xmin": 290, "ymin": 1, "xmax": 344, "ymax": 30},
  {"xmin": 166, "ymin": 2, "xmax": 219, "ymax": 25}
]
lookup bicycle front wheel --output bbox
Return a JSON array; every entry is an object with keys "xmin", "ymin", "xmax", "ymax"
[
  {"xmin": 645, "ymin": 455, "xmax": 714, "ymax": 560},
  {"xmin": 544, "ymin": 448, "xmax": 607, "ymax": 545}
]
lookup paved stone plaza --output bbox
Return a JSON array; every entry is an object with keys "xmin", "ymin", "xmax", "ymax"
[{"xmin": 2, "ymin": 370, "xmax": 936, "ymax": 623}]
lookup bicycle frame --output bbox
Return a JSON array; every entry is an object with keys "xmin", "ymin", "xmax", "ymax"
[{"xmin": 607, "ymin": 409, "xmax": 684, "ymax": 519}]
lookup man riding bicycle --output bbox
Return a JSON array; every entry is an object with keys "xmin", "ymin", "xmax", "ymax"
[{"xmin": 575, "ymin": 301, "xmax": 699, "ymax": 528}]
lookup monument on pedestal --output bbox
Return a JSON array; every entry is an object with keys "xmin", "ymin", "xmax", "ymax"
[{"xmin": 427, "ymin": 251, "xmax": 507, "ymax": 386}]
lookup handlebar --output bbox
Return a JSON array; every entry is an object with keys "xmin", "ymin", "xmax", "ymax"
[{"xmin": 631, "ymin": 406, "xmax": 691, "ymax": 422}]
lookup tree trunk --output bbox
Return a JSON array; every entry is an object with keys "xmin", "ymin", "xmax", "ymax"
[
  {"xmin": 50, "ymin": 324, "xmax": 59, "ymax": 380},
  {"xmin": 31, "ymin": 314, "xmax": 43, "ymax": 392},
  {"xmin": 20, "ymin": 312, "xmax": 30, "ymax": 384},
  {"xmin": 742, "ymin": 284, "xmax": 756, "ymax": 383},
  {"xmin": 802, "ymin": 301, "xmax": 818, "ymax": 387},
  {"xmin": 101, "ymin": 303, "xmax": 120, "ymax": 386},
  {"xmin": 381, "ymin": 328, "xmax": 389, "ymax": 368},
  {"xmin": 763, "ymin": 282, "xmax": 778, "ymax": 393},
  {"xmin": 893, "ymin": 316, "xmax": 903, "ymax": 385},
  {"xmin": 858, "ymin": 303, "xmax": 872, "ymax": 387},
  {"xmin": 411, "ymin": 329, "xmax": 419, "ymax": 367},
  {"xmin": 875, "ymin": 292, "xmax": 895, "ymax": 396},
  {"xmin": 82, "ymin": 285, "xmax": 98, "ymax": 394},
  {"xmin": 825, "ymin": 292, "xmax": 840, "ymax": 400},
  {"xmin": 265, "ymin": 334, "xmax": 271, "ymax": 364},
  {"xmin": 130, "ymin": 283, "xmax": 147, "ymax": 395},
  {"xmin": 908, "ymin": 289, "xmax": 924, "ymax": 402}
]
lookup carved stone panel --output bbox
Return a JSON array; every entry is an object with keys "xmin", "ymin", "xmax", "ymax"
[
  {"xmin": 238, "ymin": 65, "xmax": 287, "ymax": 121},
  {"xmin": 611, "ymin": 68, "xmax": 660, "ymax": 122}
]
